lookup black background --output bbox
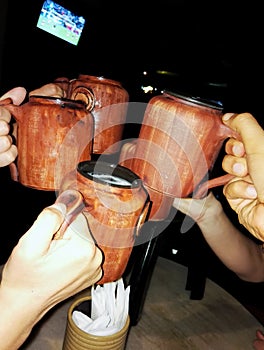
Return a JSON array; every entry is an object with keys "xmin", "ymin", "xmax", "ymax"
[{"xmin": 2, "ymin": 0, "xmax": 264, "ymax": 118}]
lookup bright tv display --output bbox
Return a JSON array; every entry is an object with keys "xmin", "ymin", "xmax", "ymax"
[{"xmin": 36, "ymin": 0, "xmax": 86, "ymax": 46}]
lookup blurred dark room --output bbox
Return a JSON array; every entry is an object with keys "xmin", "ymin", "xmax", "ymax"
[
  {"xmin": 1, "ymin": 0, "xmax": 264, "ymax": 117},
  {"xmin": 1, "ymin": 0, "xmax": 264, "ymax": 325}
]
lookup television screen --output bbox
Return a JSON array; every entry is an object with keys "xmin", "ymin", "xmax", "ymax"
[{"xmin": 36, "ymin": 0, "xmax": 85, "ymax": 46}]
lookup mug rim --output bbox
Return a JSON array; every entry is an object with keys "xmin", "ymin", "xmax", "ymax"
[
  {"xmin": 77, "ymin": 160, "xmax": 143, "ymax": 189},
  {"xmin": 164, "ymin": 90, "xmax": 223, "ymax": 111},
  {"xmin": 29, "ymin": 95, "xmax": 87, "ymax": 108}
]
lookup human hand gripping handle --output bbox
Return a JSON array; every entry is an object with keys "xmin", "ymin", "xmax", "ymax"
[
  {"xmin": 173, "ymin": 191, "xmax": 224, "ymax": 233},
  {"xmin": 193, "ymin": 124, "xmax": 241, "ymax": 199},
  {"xmin": 53, "ymin": 189, "xmax": 86, "ymax": 239},
  {"xmin": 0, "ymin": 87, "xmax": 26, "ymax": 170},
  {"xmin": 222, "ymin": 112, "xmax": 264, "ymax": 241},
  {"xmin": 173, "ymin": 191, "xmax": 222, "ymax": 223},
  {"xmin": 0, "ymin": 189, "xmax": 103, "ymax": 349},
  {"xmin": 1, "ymin": 188, "xmax": 103, "ymax": 301},
  {"xmin": 0, "ymin": 83, "xmax": 64, "ymax": 177}
]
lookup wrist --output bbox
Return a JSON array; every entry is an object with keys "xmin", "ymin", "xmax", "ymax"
[
  {"xmin": 0, "ymin": 283, "xmax": 48, "ymax": 327},
  {"xmin": 196, "ymin": 198, "xmax": 224, "ymax": 226},
  {"xmin": 0, "ymin": 285, "xmax": 46, "ymax": 349}
]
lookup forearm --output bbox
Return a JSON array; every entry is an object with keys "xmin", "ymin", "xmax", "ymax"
[
  {"xmin": 197, "ymin": 207, "xmax": 264, "ymax": 282},
  {"xmin": 0, "ymin": 287, "xmax": 48, "ymax": 350}
]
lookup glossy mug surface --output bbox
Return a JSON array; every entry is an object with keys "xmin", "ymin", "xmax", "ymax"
[
  {"xmin": 60, "ymin": 160, "xmax": 150, "ymax": 284},
  {"xmin": 120, "ymin": 91, "xmax": 237, "ymax": 219},
  {"xmin": 55, "ymin": 74, "xmax": 129, "ymax": 155},
  {"xmin": 0, "ymin": 95, "xmax": 94, "ymax": 190}
]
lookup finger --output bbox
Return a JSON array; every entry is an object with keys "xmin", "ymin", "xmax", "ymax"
[
  {"xmin": 223, "ymin": 178, "xmax": 257, "ymax": 200},
  {"xmin": 222, "ymin": 154, "xmax": 248, "ymax": 177},
  {"xmin": 0, "ymin": 120, "xmax": 10, "ymax": 136},
  {"xmin": 172, "ymin": 197, "xmax": 190, "ymax": 214},
  {"xmin": 222, "ymin": 113, "xmax": 264, "ymax": 154},
  {"xmin": 0, "ymin": 87, "xmax": 27, "ymax": 105},
  {"xmin": 0, "ymin": 107, "xmax": 12, "ymax": 124},
  {"xmin": 240, "ymin": 204, "xmax": 264, "ymax": 242},
  {"xmin": 64, "ymin": 213, "xmax": 95, "ymax": 244},
  {"xmin": 223, "ymin": 114, "xmax": 264, "ymax": 202},
  {"xmin": 0, "ymin": 135, "xmax": 12, "ymax": 151},
  {"xmin": 19, "ymin": 204, "xmax": 66, "ymax": 255},
  {"xmin": 29, "ymin": 83, "xmax": 65, "ymax": 98},
  {"xmin": 256, "ymin": 329, "xmax": 264, "ymax": 340},
  {"xmin": 0, "ymin": 144, "xmax": 18, "ymax": 167},
  {"xmin": 225, "ymin": 138, "xmax": 245, "ymax": 157}
]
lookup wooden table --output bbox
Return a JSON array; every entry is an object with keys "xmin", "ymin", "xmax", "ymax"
[{"xmin": 6, "ymin": 257, "xmax": 262, "ymax": 349}]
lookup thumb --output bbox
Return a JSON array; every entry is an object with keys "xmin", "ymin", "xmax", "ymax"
[
  {"xmin": 0, "ymin": 87, "xmax": 27, "ymax": 105},
  {"xmin": 19, "ymin": 203, "xmax": 66, "ymax": 256},
  {"xmin": 172, "ymin": 197, "xmax": 191, "ymax": 215},
  {"xmin": 222, "ymin": 113, "xmax": 264, "ymax": 154}
]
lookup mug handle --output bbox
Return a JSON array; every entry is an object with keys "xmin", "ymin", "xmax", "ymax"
[
  {"xmin": 53, "ymin": 189, "xmax": 85, "ymax": 239},
  {"xmin": 193, "ymin": 119, "xmax": 241, "ymax": 198},
  {"xmin": 70, "ymin": 85, "xmax": 95, "ymax": 112},
  {"xmin": 193, "ymin": 173, "xmax": 235, "ymax": 199}
]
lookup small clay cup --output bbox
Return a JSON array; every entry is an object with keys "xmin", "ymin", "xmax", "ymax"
[{"xmin": 62, "ymin": 295, "xmax": 130, "ymax": 350}]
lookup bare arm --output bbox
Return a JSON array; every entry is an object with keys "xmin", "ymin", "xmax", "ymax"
[
  {"xmin": 173, "ymin": 192, "xmax": 264, "ymax": 282},
  {"xmin": 0, "ymin": 196, "xmax": 102, "ymax": 350}
]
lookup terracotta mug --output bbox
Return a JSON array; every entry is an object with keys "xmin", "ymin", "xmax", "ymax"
[
  {"xmin": 120, "ymin": 91, "xmax": 238, "ymax": 220},
  {"xmin": 60, "ymin": 160, "xmax": 150, "ymax": 284},
  {"xmin": 119, "ymin": 141, "xmax": 174, "ymax": 221},
  {"xmin": 55, "ymin": 75, "xmax": 129, "ymax": 155},
  {"xmin": 0, "ymin": 95, "xmax": 94, "ymax": 190}
]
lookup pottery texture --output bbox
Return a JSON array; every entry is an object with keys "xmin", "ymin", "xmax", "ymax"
[
  {"xmin": 120, "ymin": 92, "xmax": 237, "ymax": 219},
  {"xmin": 60, "ymin": 160, "xmax": 150, "ymax": 284},
  {"xmin": 1, "ymin": 96, "xmax": 94, "ymax": 190}
]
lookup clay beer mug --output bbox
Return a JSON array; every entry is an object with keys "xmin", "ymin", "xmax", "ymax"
[
  {"xmin": 0, "ymin": 94, "xmax": 95, "ymax": 190},
  {"xmin": 55, "ymin": 75, "xmax": 129, "ymax": 155},
  {"xmin": 126, "ymin": 91, "xmax": 238, "ymax": 219},
  {"xmin": 119, "ymin": 141, "xmax": 174, "ymax": 221},
  {"xmin": 60, "ymin": 160, "xmax": 150, "ymax": 284}
]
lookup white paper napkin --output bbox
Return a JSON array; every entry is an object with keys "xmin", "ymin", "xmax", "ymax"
[{"xmin": 72, "ymin": 278, "xmax": 130, "ymax": 336}]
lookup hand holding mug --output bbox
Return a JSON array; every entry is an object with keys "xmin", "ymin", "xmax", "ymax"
[
  {"xmin": 0, "ymin": 83, "xmax": 93, "ymax": 190},
  {"xmin": 0, "ymin": 87, "xmax": 26, "ymax": 167},
  {"xmin": 0, "ymin": 189, "xmax": 103, "ymax": 349},
  {"xmin": 0, "ymin": 83, "xmax": 64, "ymax": 170},
  {"xmin": 222, "ymin": 112, "xmax": 264, "ymax": 241}
]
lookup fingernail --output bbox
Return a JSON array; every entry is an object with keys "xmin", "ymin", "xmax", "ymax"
[
  {"xmin": 223, "ymin": 113, "xmax": 234, "ymax": 121},
  {"xmin": 246, "ymin": 185, "xmax": 257, "ymax": 198},
  {"xmin": 232, "ymin": 144, "xmax": 243, "ymax": 156},
  {"xmin": 233, "ymin": 163, "xmax": 245, "ymax": 175}
]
